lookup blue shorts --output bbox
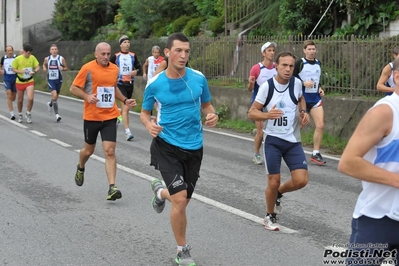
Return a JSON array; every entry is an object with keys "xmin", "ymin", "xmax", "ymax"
[
  {"xmin": 346, "ymin": 216, "xmax": 399, "ymax": 265},
  {"xmin": 305, "ymin": 99, "xmax": 322, "ymax": 112},
  {"xmin": 48, "ymin": 79, "xmax": 62, "ymax": 94},
  {"xmin": 4, "ymin": 80, "xmax": 17, "ymax": 93},
  {"xmin": 264, "ymin": 135, "xmax": 307, "ymax": 174}
]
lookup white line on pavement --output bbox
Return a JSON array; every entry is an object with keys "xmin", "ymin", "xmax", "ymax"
[
  {"xmin": 30, "ymin": 130, "xmax": 47, "ymax": 137},
  {"xmin": 49, "ymin": 138, "xmax": 72, "ymax": 147}
]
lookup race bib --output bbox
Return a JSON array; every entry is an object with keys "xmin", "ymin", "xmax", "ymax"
[
  {"xmin": 49, "ymin": 69, "xmax": 59, "ymax": 80},
  {"xmin": 5, "ymin": 63, "xmax": 14, "ymax": 74},
  {"xmin": 23, "ymin": 67, "xmax": 32, "ymax": 79},
  {"xmin": 96, "ymin": 87, "xmax": 115, "ymax": 108},
  {"xmin": 304, "ymin": 78, "xmax": 319, "ymax": 93}
]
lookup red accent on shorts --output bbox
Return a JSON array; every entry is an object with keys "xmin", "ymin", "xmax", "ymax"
[{"xmin": 16, "ymin": 81, "xmax": 34, "ymax": 91}]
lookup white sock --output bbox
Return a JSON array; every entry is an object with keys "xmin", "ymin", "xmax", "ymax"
[
  {"xmin": 125, "ymin": 128, "xmax": 131, "ymax": 134},
  {"xmin": 177, "ymin": 245, "xmax": 186, "ymax": 252},
  {"xmin": 26, "ymin": 111, "xmax": 31, "ymax": 115},
  {"xmin": 313, "ymin": 150, "xmax": 319, "ymax": 155},
  {"xmin": 157, "ymin": 188, "xmax": 164, "ymax": 201},
  {"xmin": 10, "ymin": 111, "xmax": 14, "ymax": 116}
]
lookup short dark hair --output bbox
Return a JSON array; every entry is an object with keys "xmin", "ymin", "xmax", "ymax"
[
  {"xmin": 303, "ymin": 40, "xmax": 316, "ymax": 49},
  {"xmin": 166, "ymin": 33, "xmax": 190, "ymax": 49},
  {"xmin": 23, "ymin": 43, "xmax": 33, "ymax": 52},
  {"xmin": 393, "ymin": 46, "xmax": 399, "ymax": 55},
  {"xmin": 276, "ymin": 51, "xmax": 296, "ymax": 64}
]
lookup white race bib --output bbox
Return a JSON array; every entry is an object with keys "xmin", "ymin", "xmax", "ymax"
[
  {"xmin": 4, "ymin": 62, "xmax": 14, "ymax": 74},
  {"xmin": 23, "ymin": 67, "xmax": 32, "ymax": 79},
  {"xmin": 304, "ymin": 78, "xmax": 319, "ymax": 93},
  {"xmin": 49, "ymin": 69, "xmax": 59, "ymax": 80},
  {"xmin": 96, "ymin": 87, "xmax": 115, "ymax": 108}
]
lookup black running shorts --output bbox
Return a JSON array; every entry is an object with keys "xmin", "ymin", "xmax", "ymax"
[{"xmin": 150, "ymin": 137, "xmax": 203, "ymax": 198}]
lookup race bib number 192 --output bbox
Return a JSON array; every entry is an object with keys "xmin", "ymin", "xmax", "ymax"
[{"xmin": 96, "ymin": 87, "xmax": 115, "ymax": 108}]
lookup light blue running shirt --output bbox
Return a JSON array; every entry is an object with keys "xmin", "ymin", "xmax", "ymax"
[{"xmin": 142, "ymin": 67, "xmax": 211, "ymax": 150}]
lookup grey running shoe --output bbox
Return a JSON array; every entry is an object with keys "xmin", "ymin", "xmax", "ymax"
[
  {"xmin": 125, "ymin": 132, "xmax": 134, "ymax": 141},
  {"xmin": 263, "ymin": 213, "xmax": 280, "ymax": 231},
  {"xmin": 75, "ymin": 164, "xmax": 84, "ymax": 186},
  {"xmin": 107, "ymin": 185, "xmax": 122, "ymax": 201},
  {"xmin": 310, "ymin": 153, "xmax": 326, "ymax": 165},
  {"xmin": 275, "ymin": 193, "xmax": 283, "ymax": 214},
  {"xmin": 252, "ymin": 153, "xmax": 262, "ymax": 165},
  {"xmin": 25, "ymin": 112, "xmax": 32, "ymax": 123},
  {"xmin": 56, "ymin": 114, "xmax": 62, "ymax": 122},
  {"xmin": 151, "ymin": 179, "xmax": 166, "ymax": 213},
  {"xmin": 175, "ymin": 245, "xmax": 196, "ymax": 266},
  {"xmin": 18, "ymin": 115, "xmax": 22, "ymax": 123},
  {"xmin": 47, "ymin": 102, "xmax": 52, "ymax": 115}
]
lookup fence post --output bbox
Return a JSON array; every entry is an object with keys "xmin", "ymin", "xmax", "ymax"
[
  {"xmin": 350, "ymin": 35, "xmax": 355, "ymax": 99},
  {"xmin": 202, "ymin": 38, "xmax": 206, "ymax": 75}
]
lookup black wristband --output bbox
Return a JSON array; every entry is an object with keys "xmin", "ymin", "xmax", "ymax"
[
  {"xmin": 123, "ymin": 98, "xmax": 127, "ymax": 104},
  {"xmin": 300, "ymin": 110, "xmax": 308, "ymax": 114}
]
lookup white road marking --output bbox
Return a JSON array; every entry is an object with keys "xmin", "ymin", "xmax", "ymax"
[
  {"xmin": 49, "ymin": 139, "xmax": 71, "ymax": 147},
  {"xmin": 30, "ymin": 130, "xmax": 47, "ymax": 137},
  {"xmin": 0, "ymin": 114, "xmax": 28, "ymax": 128}
]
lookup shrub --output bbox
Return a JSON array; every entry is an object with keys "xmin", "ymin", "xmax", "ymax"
[{"xmin": 183, "ymin": 17, "xmax": 204, "ymax": 36}]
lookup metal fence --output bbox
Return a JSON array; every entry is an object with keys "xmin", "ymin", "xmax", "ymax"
[{"xmin": 23, "ymin": 35, "xmax": 399, "ymax": 98}]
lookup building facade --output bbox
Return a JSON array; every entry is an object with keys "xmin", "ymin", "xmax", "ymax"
[{"xmin": 0, "ymin": 0, "xmax": 59, "ymax": 51}]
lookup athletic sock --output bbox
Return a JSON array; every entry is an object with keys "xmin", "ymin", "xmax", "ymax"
[
  {"xmin": 313, "ymin": 150, "xmax": 319, "ymax": 156},
  {"xmin": 157, "ymin": 188, "xmax": 164, "ymax": 201}
]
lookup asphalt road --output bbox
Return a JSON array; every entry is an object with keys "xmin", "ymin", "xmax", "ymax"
[{"xmin": 0, "ymin": 88, "xmax": 364, "ymax": 266}]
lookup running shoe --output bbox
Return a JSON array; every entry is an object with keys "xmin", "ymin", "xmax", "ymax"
[
  {"xmin": 263, "ymin": 213, "xmax": 280, "ymax": 231},
  {"xmin": 125, "ymin": 132, "xmax": 134, "ymax": 141},
  {"xmin": 151, "ymin": 179, "xmax": 166, "ymax": 213},
  {"xmin": 275, "ymin": 193, "xmax": 283, "ymax": 214},
  {"xmin": 56, "ymin": 114, "xmax": 62, "ymax": 122},
  {"xmin": 75, "ymin": 164, "xmax": 84, "ymax": 186},
  {"xmin": 47, "ymin": 102, "xmax": 52, "ymax": 115},
  {"xmin": 10, "ymin": 115, "xmax": 15, "ymax": 120},
  {"xmin": 25, "ymin": 112, "xmax": 32, "ymax": 124},
  {"xmin": 107, "ymin": 185, "xmax": 122, "ymax": 201},
  {"xmin": 175, "ymin": 245, "xmax": 196, "ymax": 266},
  {"xmin": 310, "ymin": 153, "xmax": 326, "ymax": 165},
  {"xmin": 18, "ymin": 115, "xmax": 22, "ymax": 123},
  {"xmin": 252, "ymin": 153, "xmax": 262, "ymax": 165}
]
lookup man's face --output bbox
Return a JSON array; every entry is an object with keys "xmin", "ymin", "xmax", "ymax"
[
  {"xmin": 24, "ymin": 50, "xmax": 32, "ymax": 58},
  {"xmin": 152, "ymin": 49, "xmax": 160, "ymax": 59},
  {"xmin": 50, "ymin": 46, "xmax": 58, "ymax": 56},
  {"xmin": 262, "ymin": 46, "xmax": 275, "ymax": 62},
  {"xmin": 5, "ymin": 47, "xmax": 13, "ymax": 57},
  {"xmin": 168, "ymin": 40, "xmax": 190, "ymax": 71},
  {"xmin": 276, "ymin": 55, "xmax": 295, "ymax": 81},
  {"xmin": 95, "ymin": 44, "xmax": 111, "ymax": 67},
  {"xmin": 304, "ymin": 45, "xmax": 316, "ymax": 59},
  {"xmin": 120, "ymin": 40, "xmax": 130, "ymax": 52}
]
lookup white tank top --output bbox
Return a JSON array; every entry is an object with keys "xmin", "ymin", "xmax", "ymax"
[
  {"xmin": 257, "ymin": 77, "xmax": 303, "ymax": 143},
  {"xmin": 353, "ymin": 93, "xmax": 399, "ymax": 221}
]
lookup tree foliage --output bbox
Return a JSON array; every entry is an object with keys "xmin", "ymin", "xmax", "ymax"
[{"xmin": 52, "ymin": 0, "xmax": 118, "ymax": 40}]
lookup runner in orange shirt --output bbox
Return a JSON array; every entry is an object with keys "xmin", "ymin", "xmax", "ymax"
[{"xmin": 70, "ymin": 42, "xmax": 136, "ymax": 200}]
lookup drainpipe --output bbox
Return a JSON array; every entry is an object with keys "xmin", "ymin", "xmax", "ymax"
[
  {"xmin": 4, "ymin": 0, "xmax": 7, "ymax": 48},
  {"xmin": 231, "ymin": 22, "xmax": 260, "ymax": 75}
]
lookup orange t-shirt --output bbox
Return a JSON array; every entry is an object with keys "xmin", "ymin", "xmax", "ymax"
[{"xmin": 73, "ymin": 60, "xmax": 120, "ymax": 121}]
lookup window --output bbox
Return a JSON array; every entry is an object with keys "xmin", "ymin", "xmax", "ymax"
[{"xmin": 16, "ymin": 0, "xmax": 20, "ymax": 20}]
